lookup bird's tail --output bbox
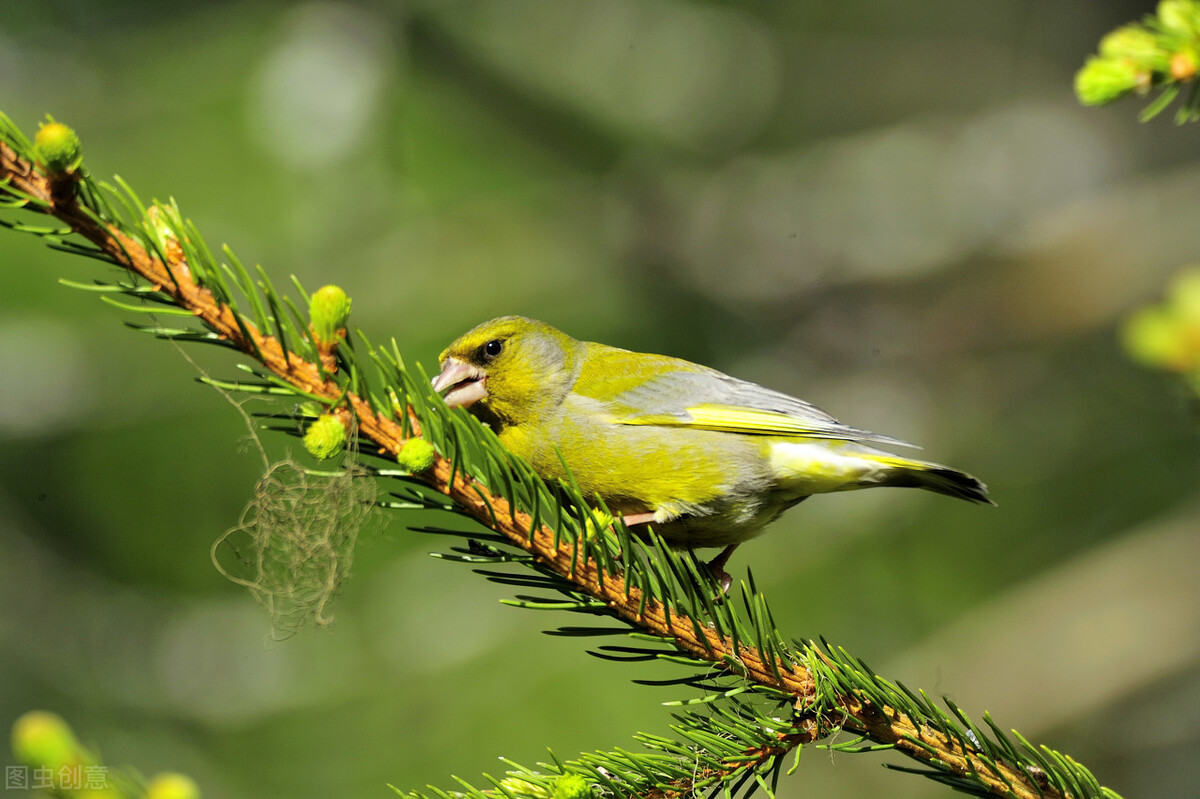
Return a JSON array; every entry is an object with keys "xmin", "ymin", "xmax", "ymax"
[{"xmin": 871, "ymin": 455, "xmax": 994, "ymax": 505}]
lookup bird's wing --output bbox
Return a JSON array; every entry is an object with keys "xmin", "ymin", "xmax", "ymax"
[{"xmin": 575, "ymin": 346, "xmax": 916, "ymax": 448}]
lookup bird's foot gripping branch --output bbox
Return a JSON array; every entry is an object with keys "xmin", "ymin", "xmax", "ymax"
[{"xmin": 0, "ymin": 113, "xmax": 1122, "ymax": 799}]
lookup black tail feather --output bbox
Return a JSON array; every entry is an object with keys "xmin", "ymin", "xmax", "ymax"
[{"xmin": 887, "ymin": 465, "xmax": 994, "ymax": 505}]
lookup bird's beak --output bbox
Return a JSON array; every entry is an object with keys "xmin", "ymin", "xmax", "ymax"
[{"xmin": 431, "ymin": 358, "xmax": 488, "ymax": 408}]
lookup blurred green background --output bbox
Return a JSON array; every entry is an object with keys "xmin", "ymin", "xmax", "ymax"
[{"xmin": 2, "ymin": 1, "xmax": 1199, "ymax": 797}]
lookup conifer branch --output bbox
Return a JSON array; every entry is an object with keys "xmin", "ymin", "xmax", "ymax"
[
  {"xmin": 1076, "ymin": 0, "xmax": 1200, "ymax": 123},
  {"xmin": 0, "ymin": 114, "xmax": 1122, "ymax": 799}
]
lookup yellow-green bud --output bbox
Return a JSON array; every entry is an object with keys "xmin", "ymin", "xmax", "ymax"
[
  {"xmin": 1158, "ymin": 0, "xmax": 1200, "ymax": 37},
  {"xmin": 304, "ymin": 414, "xmax": 347, "ymax": 460},
  {"xmin": 396, "ymin": 438, "xmax": 436, "ymax": 473},
  {"xmin": 34, "ymin": 120, "xmax": 83, "ymax": 175},
  {"xmin": 146, "ymin": 205, "xmax": 175, "ymax": 243},
  {"xmin": 499, "ymin": 778, "xmax": 550, "ymax": 799},
  {"xmin": 1099, "ymin": 25, "xmax": 1168, "ymax": 70},
  {"xmin": 1123, "ymin": 268, "xmax": 1200, "ymax": 374},
  {"xmin": 145, "ymin": 772, "xmax": 201, "ymax": 799},
  {"xmin": 1123, "ymin": 307, "xmax": 1186, "ymax": 369},
  {"xmin": 1075, "ymin": 56, "xmax": 1144, "ymax": 105},
  {"xmin": 11, "ymin": 711, "xmax": 86, "ymax": 771},
  {"xmin": 309, "ymin": 285, "xmax": 351, "ymax": 346},
  {"xmin": 1168, "ymin": 267, "xmax": 1200, "ymax": 319},
  {"xmin": 584, "ymin": 507, "xmax": 614, "ymax": 542},
  {"xmin": 551, "ymin": 774, "xmax": 592, "ymax": 799}
]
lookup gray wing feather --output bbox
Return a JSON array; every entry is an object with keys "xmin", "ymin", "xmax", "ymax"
[{"xmin": 613, "ymin": 369, "xmax": 916, "ymax": 448}]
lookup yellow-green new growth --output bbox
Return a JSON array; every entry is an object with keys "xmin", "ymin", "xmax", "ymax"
[
  {"xmin": 309, "ymin": 284, "xmax": 352, "ymax": 346},
  {"xmin": 396, "ymin": 438, "xmax": 436, "ymax": 473},
  {"xmin": 1101, "ymin": 25, "xmax": 1170, "ymax": 69},
  {"xmin": 498, "ymin": 778, "xmax": 550, "ymax": 799},
  {"xmin": 304, "ymin": 413, "xmax": 347, "ymax": 460},
  {"xmin": 1123, "ymin": 266, "xmax": 1200, "ymax": 377},
  {"xmin": 1076, "ymin": 0, "xmax": 1200, "ymax": 117},
  {"xmin": 33, "ymin": 119, "xmax": 83, "ymax": 175},
  {"xmin": 11, "ymin": 711, "xmax": 91, "ymax": 772},
  {"xmin": 1076, "ymin": 56, "xmax": 1148, "ymax": 105},
  {"xmin": 1159, "ymin": 0, "xmax": 1200, "ymax": 36},
  {"xmin": 551, "ymin": 774, "xmax": 592, "ymax": 799},
  {"xmin": 145, "ymin": 772, "xmax": 202, "ymax": 799}
]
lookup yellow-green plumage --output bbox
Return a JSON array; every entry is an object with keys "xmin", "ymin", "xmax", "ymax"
[{"xmin": 433, "ymin": 316, "xmax": 991, "ymax": 570}]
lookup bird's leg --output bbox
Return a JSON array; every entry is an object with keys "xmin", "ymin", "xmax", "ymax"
[{"xmin": 705, "ymin": 544, "xmax": 739, "ymax": 594}]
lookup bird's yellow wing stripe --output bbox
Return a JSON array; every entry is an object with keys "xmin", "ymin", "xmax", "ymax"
[
  {"xmin": 684, "ymin": 404, "xmax": 822, "ymax": 435},
  {"xmin": 615, "ymin": 402, "xmax": 915, "ymax": 446},
  {"xmin": 618, "ymin": 403, "xmax": 845, "ymax": 438}
]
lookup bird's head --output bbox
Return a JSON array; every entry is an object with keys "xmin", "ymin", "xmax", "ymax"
[{"xmin": 432, "ymin": 316, "xmax": 577, "ymax": 428}]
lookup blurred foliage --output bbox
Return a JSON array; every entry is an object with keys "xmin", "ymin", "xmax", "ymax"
[
  {"xmin": 10, "ymin": 710, "xmax": 198, "ymax": 798},
  {"xmin": 1075, "ymin": 0, "xmax": 1200, "ymax": 122},
  {"xmin": 1123, "ymin": 266, "xmax": 1200, "ymax": 394},
  {"xmin": 2, "ymin": 2, "xmax": 1199, "ymax": 799}
]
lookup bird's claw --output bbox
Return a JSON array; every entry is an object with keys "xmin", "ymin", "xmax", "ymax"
[
  {"xmin": 705, "ymin": 544, "xmax": 738, "ymax": 596},
  {"xmin": 708, "ymin": 563, "xmax": 733, "ymax": 595}
]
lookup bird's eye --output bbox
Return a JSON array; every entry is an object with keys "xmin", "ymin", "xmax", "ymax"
[{"xmin": 481, "ymin": 339, "xmax": 503, "ymax": 360}]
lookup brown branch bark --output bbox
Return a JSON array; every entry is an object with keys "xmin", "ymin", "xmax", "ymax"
[{"xmin": 0, "ymin": 140, "xmax": 1068, "ymax": 799}]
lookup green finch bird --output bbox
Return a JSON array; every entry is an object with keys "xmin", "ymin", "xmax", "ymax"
[{"xmin": 432, "ymin": 316, "xmax": 992, "ymax": 588}]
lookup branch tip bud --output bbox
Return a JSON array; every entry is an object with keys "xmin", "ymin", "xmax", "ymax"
[
  {"xmin": 309, "ymin": 284, "xmax": 351, "ymax": 347},
  {"xmin": 145, "ymin": 772, "xmax": 202, "ymax": 799},
  {"xmin": 34, "ymin": 119, "xmax": 83, "ymax": 175},
  {"xmin": 11, "ymin": 711, "xmax": 86, "ymax": 771}
]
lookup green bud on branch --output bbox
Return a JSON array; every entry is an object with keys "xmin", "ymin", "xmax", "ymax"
[
  {"xmin": 499, "ymin": 778, "xmax": 550, "ymax": 799},
  {"xmin": 1158, "ymin": 0, "xmax": 1200, "ymax": 37},
  {"xmin": 396, "ymin": 438, "xmax": 436, "ymax": 473},
  {"xmin": 11, "ymin": 711, "xmax": 89, "ymax": 771},
  {"xmin": 1075, "ymin": 56, "xmax": 1147, "ymax": 105},
  {"xmin": 304, "ymin": 413, "xmax": 348, "ymax": 460},
  {"xmin": 33, "ymin": 119, "xmax": 83, "ymax": 175},
  {"xmin": 1123, "ymin": 267, "xmax": 1200, "ymax": 381},
  {"xmin": 145, "ymin": 772, "xmax": 202, "ymax": 799},
  {"xmin": 309, "ymin": 284, "xmax": 351, "ymax": 347},
  {"xmin": 1077, "ymin": 0, "xmax": 1200, "ymax": 120},
  {"xmin": 551, "ymin": 774, "xmax": 592, "ymax": 799}
]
